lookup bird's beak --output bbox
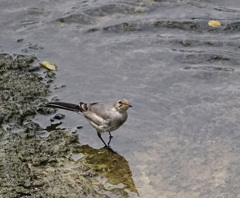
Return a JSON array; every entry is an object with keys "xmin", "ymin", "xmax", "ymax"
[{"xmin": 125, "ymin": 104, "xmax": 132, "ymax": 108}]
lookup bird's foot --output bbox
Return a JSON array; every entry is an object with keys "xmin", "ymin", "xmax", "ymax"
[{"xmin": 103, "ymin": 145, "xmax": 117, "ymax": 153}]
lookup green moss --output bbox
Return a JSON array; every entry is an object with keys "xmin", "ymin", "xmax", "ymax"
[{"xmin": 76, "ymin": 145, "xmax": 139, "ymax": 197}]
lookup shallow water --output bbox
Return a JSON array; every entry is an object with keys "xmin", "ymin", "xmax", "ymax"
[{"xmin": 1, "ymin": 0, "xmax": 240, "ymax": 197}]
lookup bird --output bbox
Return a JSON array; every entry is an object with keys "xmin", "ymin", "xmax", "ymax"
[{"xmin": 46, "ymin": 98, "xmax": 132, "ymax": 147}]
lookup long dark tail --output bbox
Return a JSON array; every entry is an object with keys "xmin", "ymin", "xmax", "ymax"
[{"xmin": 46, "ymin": 102, "xmax": 81, "ymax": 112}]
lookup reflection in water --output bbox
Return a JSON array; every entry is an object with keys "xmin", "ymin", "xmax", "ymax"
[{"xmin": 75, "ymin": 145, "xmax": 139, "ymax": 197}]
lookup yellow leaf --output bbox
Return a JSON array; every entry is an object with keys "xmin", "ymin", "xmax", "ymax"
[
  {"xmin": 208, "ymin": 20, "xmax": 221, "ymax": 27},
  {"xmin": 40, "ymin": 61, "xmax": 57, "ymax": 71}
]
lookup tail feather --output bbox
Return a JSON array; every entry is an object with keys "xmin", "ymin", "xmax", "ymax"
[{"xmin": 46, "ymin": 102, "xmax": 81, "ymax": 112}]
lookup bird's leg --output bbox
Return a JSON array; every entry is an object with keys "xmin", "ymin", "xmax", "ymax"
[
  {"xmin": 107, "ymin": 132, "xmax": 113, "ymax": 146},
  {"xmin": 97, "ymin": 132, "xmax": 108, "ymax": 147}
]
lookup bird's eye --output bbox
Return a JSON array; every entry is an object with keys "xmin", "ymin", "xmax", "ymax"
[{"xmin": 118, "ymin": 100, "xmax": 123, "ymax": 105}]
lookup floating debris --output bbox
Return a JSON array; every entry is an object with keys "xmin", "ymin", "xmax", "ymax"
[
  {"xmin": 40, "ymin": 61, "xmax": 57, "ymax": 71},
  {"xmin": 208, "ymin": 20, "xmax": 221, "ymax": 27}
]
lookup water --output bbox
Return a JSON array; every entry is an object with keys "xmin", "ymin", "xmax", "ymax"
[{"xmin": 1, "ymin": 0, "xmax": 240, "ymax": 197}]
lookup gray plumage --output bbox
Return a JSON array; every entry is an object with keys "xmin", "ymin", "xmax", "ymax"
[{"xmin": 46, "ymin": 99, "xmax": 132, "ymax": 147}]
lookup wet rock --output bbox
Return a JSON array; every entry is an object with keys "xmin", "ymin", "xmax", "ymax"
[
  {"xmin": 0, "ymin": 130, "xmax": 108, "ymax": 198},
  {"xmin": 76, "ymin": 145, "xmax": 139, "ymax": 197},
  {"xmin": 0, "ymin": 54, "xmax": 52, "ymax": 130},
  {"xmin": 51, "ymin": 113, "xmax": 65, "ymax": 120}
]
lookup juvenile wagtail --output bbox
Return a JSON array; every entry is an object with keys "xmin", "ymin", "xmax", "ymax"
[{"xmin": 46, "ymin": 99, "xmax": 132, "ymax": 147}]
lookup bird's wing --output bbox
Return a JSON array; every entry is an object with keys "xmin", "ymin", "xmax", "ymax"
[{"xmin": 83, "ymin": 103, "xmax": 113, "ymax": 126}]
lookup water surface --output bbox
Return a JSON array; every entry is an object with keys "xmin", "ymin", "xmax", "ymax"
[{"xmin": 1, "ymin": 0, "xmax": 240, "ymax": 197}]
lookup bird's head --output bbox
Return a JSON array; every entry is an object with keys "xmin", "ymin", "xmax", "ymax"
[{"xmin": 114, "ymin": 99, "xmax": 132, "ymax": 112}]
